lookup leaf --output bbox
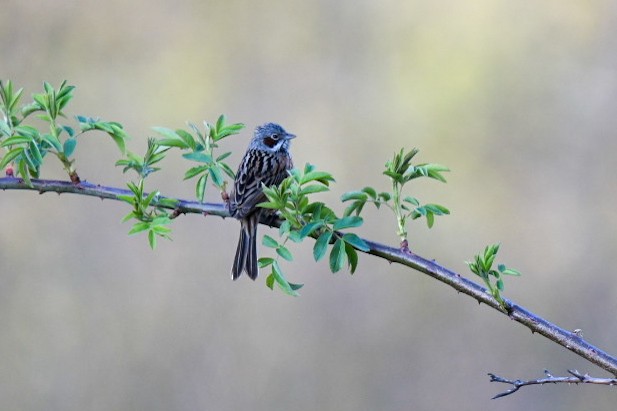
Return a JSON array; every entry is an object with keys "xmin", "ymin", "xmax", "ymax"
[
  {"xmin": 109, "ymin": 125, "xmax": 128, "ymax": 154},
  {"xmin": 313, "ymin": 231, "xmax": 332, "ymax": 261},
  {"xmin": 403, "ymin": 196, "xmax": 419, "ymax": 206},
  {"xmin": 128, "ymin": 222, "xmax": 151, "ymax": 235},
  {"xmin": 299, "ymin": 184, "xmax": 330, "ymax": 195},
  {"xmin": 148, "ymin": 230, "xmax": 157, "ymax": 249},
  {"xmin": 216, "ymin": 151, "xmax": 232, "ymax": 162},
  {"xmin": 262, "ymin": 235, "xmax": 279, "ymax": 248},
  {"xmin": 341, "ymin": 191, "xmax": 368, "ymax": 202},
  {"xmin": 272, "ymin": 261, "xmax": 300, "ymax": 297},
  {"xmin": 299, "ymin": 221, "xmax": 323, "ymax": 239},
  {"xmin": 266, "ymin": 272, "xmax": 275, "ymax": 290},
  {"xmin": 157, "ymin": 138, "xmax": 190, "ymax": 149},
  {"xmin": 362, "ymin": 186, "xmax": 377, "ymax": 199},
  {"xmin": 329, "ymin": 238, "xmax": 347, "ymax": 273},
  {"xmin": 41, "ymin": 133, "xmax": 62, "ymax": 151},
  {"xmin": 425, "ymin": 212, "xmax": 434, "ymax": 228},
  {"xmin": 208, "ymin": 166, "xmax": 224, "ymax": 187},
  {"xmin": 196, "ymin": 173, "xmax": 207, "ymax": 202},
  {"xmin": 184, "ymin": 165, "xmax": 208, "ymax": 180},
  {"xmin": 345, "ymin": 242, "xmax": 359, "ymax": 273},
  {"xmin": 276, "ymin": 246, "xmax": 293, "ymax": 261},
  {"xmin": 152, "ymin": 126, "xmax": 181, "ymax": 140},
  {"xmin": 0, "ymin": 147, "xmax": 23, "ymax": 169},
  {"xmin": 333, "ymin": 216, "xmax": 363, "ymax": 230},
  {"xmin": 63, "ymin": 138, "xmax": 77, "ymax": 157},
  {"xmin": 258, "ymin": 257, "xmax": 275, "ymax": 268},
  {"xmin": 1, "ymin": 135, "xmax": 32, "ymax": 146},
  {"xmin": 342, "ymin": 233, "xmax": 370, "ymax": 251},
  {"xmin": 300, "ymin": 170, "xmax": 335, "ymax": 185},
  {"xmin": 183, "ymin": 151, "xmax": 213, "ymax": 163},
  {"xmin": 278, "ymin": 220, "xmax": 291, "ymax": 236},
  {"xmin": 501, "ymin": 267, "xmax": 522, "ymax": 276}
]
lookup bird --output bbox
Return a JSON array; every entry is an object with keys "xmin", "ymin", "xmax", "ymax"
[{"xmin": 228, "ymin": 123, "xmax": 295, "ymax": 280}]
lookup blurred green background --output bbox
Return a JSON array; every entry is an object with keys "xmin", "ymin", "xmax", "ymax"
[{"xmin": 2, "ymin": 0, "xmax": 617, "ymax": 410}]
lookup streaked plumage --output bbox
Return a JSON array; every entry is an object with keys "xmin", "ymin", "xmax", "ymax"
[{"xmin": 228, "ymin": 123, "xmax": 295, "ymax": 280}]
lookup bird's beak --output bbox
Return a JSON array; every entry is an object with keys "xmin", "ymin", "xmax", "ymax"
[{"xmin": 285, "ymin": 133, "xmax": 296, "ymax": 140}]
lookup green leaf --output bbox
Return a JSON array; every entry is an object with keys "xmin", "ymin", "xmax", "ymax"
[
  {"xmin": 209, "ymin": 166, "xmax": 224, "ymax": 187},
  {"xmin": 333, "ymin": 216, "xmax": 363, "ymax": 230},
  {"xmin": 41, "ymin": 133, "xmax": 62, "ymax": 151},
  {"xmin": 109, "ymin": 125, "xmax": 128, "ymax": 154},
  {"xmin": 313, "ymin": 231, "xmax": 332, "ymax": 261},
  {"xmin": 272, "ymin": 260, "xmax": 300, "ymax": 297},
  {"xmin": 184, "ymin": 165, "xmax": 208, "ymax": 180},
  {"xmin": 425, "ymin": 212, "xmax": 434, "ymax": 228},
  {"xmin": 152, "ymin": 126, "xmax": 180, "ymax": 141},
  {"xmin": 216, "ymin": 151, "xmax": 232, "ymax": 162},
  {"xmin": 18, "ymin": 160, "xmax": 32, "ymax": 186},
  {"xmin": 258, "ymin": 257, "xmax": 275, "ymax": 268},
  {"xmin": 148, "ymin": 230, "xmax": 157, "ymax": 249},
  {"xmin": 501, "ymin": 267, "xmax": 522, "ymax": 276},
  {"xmin": 341, "ymin": 191, "xmax": 368, "ymax": 202},
  {"xmin": 0, "ymin": 147, "xmax": 23, "ymax": 169},
  {"xmin": 63, "ymin": 138, "xmax": 77, "ymax": 157},
  {"xmin": 219, "ymin": 162, "xmax": 236, "ymax": 179},
  {"xmin": 266, "ymin": 272, "xmax": 275, "ymax": 290},
  {"xmin": 1, "ymin": 135, "xmax": 32, "ymax": 146},
  {"xmin": 299, "ymin": 184, "xmax": 330, "ymax": 195},
  {"xmin": 329, "ymin": 238, "xmax": 347, "ymax": 273},
  {"xmin": 215, "ymin": 114, "xmax": 225, "ymax": 134},
  {"xmin": 299, "ymin": 221, "xmax": 323, "ymax": 239},
  {"xmin": 403, "ymin": 196, "xmax": 419, "ymax": 206},
  {"xmin": 183, "ymin": 151, "xmax": 213, "ymax": 163},
  {"xmin": 345, "ymin": 242, "xmax": 359, "ymax": 274},
  {"xmin": 196, "ymin": 173, "xmax": 207, "ymax": 202},
  {"xmin": 276, "ymin": 246, "xmax": 294, "ymax": 261},
  {"xmin": 362, "ymin": 186, "xmax": 377, "ymax": 199},
  {"xmin": 342, "ymin": 233, "xmax": 370, "ymax": 251},
  {"xmin": 378, "ymin": 192, "xmax": 391, "ymax": 201},
  {"xmin": 157, "ymin": 138, "xmax": 190, "ymax": 149},
  {"xmin": 128, "ymin": 222, "xmax": 151, "ymax": 235},
  {"xmin": 279, "ymin": 220, "xmax": 291, "ymax": 236},
  {"xmin": 300, "ymin": 170, "xmax": 335, "ymax": 185},
  {"xmin": 262, "ymin": 235, "xmax": 279, "ymax": 248}
]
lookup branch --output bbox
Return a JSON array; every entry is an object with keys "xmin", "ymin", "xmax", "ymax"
[
  {"xmin": 2, "ymin": 177, "xmax": 617, "ymax": 379},
  {"xmin": 0, "ymin": 177, "xmax": 228, "ymax": 217},
  {"xmin": 489, "ymin": 369, "xmax": 617, "ymax": 399}
]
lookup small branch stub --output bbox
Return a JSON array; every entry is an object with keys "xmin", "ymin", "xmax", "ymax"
[{"xmin": 489, "ymin": 369, "xmax": 617, "ymax": 399}]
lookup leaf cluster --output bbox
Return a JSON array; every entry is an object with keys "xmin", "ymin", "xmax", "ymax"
[
  {"xmin": 466, "ymin": 244, "xmax": 521, "ymax": 307},
  {"xmin": 258, "ymin": 164, "xmax": 370, "ymax": 296},
  {"xmin": 155, "ymin": 115, "xmax": 242, "ymax": 202},
  {"xmin": 342, "ymin": 148, "xmax": 450, "ymax": 242},
  {"xmin": 0, "ymin": 80, "xmax": 129, "ymax": 184}
]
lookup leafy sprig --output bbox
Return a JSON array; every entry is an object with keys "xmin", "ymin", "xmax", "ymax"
[
  {"xmin": 342, "ymin": 148, "xmax": 450, "ymax": 245},
  {"xmin": 466, "ymin": 244, "xmax": 521, "ymax": 308},
  {"xmin": 155, "ymin": 115, "xmax": 242, "ymax": 202},
  {"xmin": 0, "ymin": 80, "xmax": 129, "ymax": 184},
  {"xmin": 116, "ymin": 138, "xmax": 177, "ymax": 248},
  {"xmin": 258, "ymin": 163, "xmax": 370, "ymax": 295}
]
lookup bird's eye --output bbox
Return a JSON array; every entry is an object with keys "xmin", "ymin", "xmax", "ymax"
[{"xmin": 270, "ymin": 133, "xmax": 279, "ymax": 140}]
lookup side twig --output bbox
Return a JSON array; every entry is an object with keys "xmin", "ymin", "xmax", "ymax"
[
  {"xmin": 489, "ymin": 369, "xmax": 617, "ymax": 399},
  {"xmin": 2, "ymin": 177, "xmax": 617, "ymax": 382}
]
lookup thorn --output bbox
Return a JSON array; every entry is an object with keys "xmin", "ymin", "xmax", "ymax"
[{"xmin": 572, "ymin": 329, "xmax": 583, "ymax": 337}]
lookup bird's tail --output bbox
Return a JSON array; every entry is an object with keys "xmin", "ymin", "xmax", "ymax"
[{"xmin": 231, "ymin": 214, "xmax": 259, "ymax": 280}]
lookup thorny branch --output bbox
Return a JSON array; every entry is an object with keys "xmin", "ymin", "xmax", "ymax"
[
  {"xmin": 2, "ymin": 176, "xmax": 617, "ymax": 394},
  {"xmin": 489, "ymin": 369, "xmax": 617, "ymax": 399}
]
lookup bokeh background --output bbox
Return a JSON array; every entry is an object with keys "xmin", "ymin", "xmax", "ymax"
[{"xmin": 2, "ymin": 0, "xmax": 617, "ymax": 410}]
